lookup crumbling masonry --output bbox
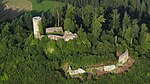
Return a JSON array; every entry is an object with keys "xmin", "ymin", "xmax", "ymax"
[{"xmin": 32, "ymin": 16, "xmax": 77, "ymax": 41}]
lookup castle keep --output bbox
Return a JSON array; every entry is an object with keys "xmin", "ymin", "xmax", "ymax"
[
  {"xmin": 32, "ymin": 16, "xmax": 42, "ymax": 38},
  {"xmin": 32, "ymin": 16, "xmax": 77, "ymax": 41}
]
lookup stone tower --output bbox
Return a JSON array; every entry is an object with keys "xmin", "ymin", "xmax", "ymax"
[{"xmin": 32, "ymin": 16, "xmax": 42, "ymax": 38}]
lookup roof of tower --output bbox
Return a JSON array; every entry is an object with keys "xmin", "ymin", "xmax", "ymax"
[{"xmin": 33, "ymin": 16, "xmax": 42, "ymax": 21}]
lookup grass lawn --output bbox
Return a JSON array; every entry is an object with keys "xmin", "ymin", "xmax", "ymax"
[
  {"xmin": 1, "ymin": 0, "xmax": 63, "ymax": 21},
  {"xmin": 1, "ymin": 0, "xmax": 32, "ymax": 21},
  {"xmin": 29, "ymin": 0, "xmax": 64, "ymax": 11},
  {"xmin": 4, "ymin": 0, "xmax": 32, "ymax": 10}
]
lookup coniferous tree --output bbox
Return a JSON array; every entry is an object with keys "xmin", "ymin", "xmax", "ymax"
[
  {"xmin": 122, "ymin": 12, "xmax": 131, "ymax": 38},
  {"xmin": 91, "ymin": 15, "xmax": 105, "ymax": 38},
  {"xmin": 110, "ymin": 9, "xmax": 120, "ymax": 36}
]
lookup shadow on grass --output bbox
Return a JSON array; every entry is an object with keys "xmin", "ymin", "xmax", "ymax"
[{"xmin": 0, "ymin": 4, "xmax": 24, "ymax": 22}]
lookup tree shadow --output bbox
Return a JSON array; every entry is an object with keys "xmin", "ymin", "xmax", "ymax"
[
  {"xmin": 1, "ymin": 9, "xmax": 24, "ymax": 22},
  {"xmin": 0, "ymin": 1, "xmax": 24, "ymax": 22}
]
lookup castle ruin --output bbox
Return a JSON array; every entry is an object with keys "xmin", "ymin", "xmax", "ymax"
[
  {"xmin": 32, "ymin": 16, "xmax": 42, "ymax": 38},
  {"xmin": 32, "ymin": 16, "xmax": 77, "ymax": 41}
]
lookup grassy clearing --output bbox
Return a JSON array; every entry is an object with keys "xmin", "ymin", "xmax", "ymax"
[
  {"xmin": 0, "ymin": 0, "xmax": 32, "ymax": 21},
  {"xmin": 4, "ymin": 0, "xmax": 32, "ymax": 10},
  {"xmin": 62, "ymin": 55, "xmax": 118, "ymax": 68},
  {"xmin": 29, "ymin": 0, "xmax": 64, "ymax": 11},
  {"xmin": 1, "ymin": 0, "xmax": 63, "ymax": 21}
]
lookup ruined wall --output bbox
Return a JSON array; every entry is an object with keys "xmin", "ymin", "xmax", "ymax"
[
  {"xmin": 46, "ymin": 27, "xmax": 63, "ymax": 34},
  {"xmin": 32, "ymin": 16, "xmax": 77, "ymax": 41},
  {"xmin": 63, "ymin": 31, "xmax": 77, "ymax": 41},
  {"xmin": 47, "ymin": 35, "xmax": 63, "ymax": 40},
  {"xmin": 32, "ymin": 16, "xmax": 42, "ymax": 38},
  {"xmin": 118, "ymin": 50, "xmax": 129, "ymax": 66}
]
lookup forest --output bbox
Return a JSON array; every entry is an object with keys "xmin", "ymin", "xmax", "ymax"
[{"xmin": 0, "ymin": 0, "xmax": 150, "ymax": 83}]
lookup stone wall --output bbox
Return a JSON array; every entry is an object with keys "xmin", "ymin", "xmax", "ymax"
[
  {"xmin": 118, "ymin": 50, "xmax": 129, "ymax": 66},
  {"xmin": 46, "ymin": 27, "xmax": 63, "ymax": 33},
  {"xmin": 32, "ymin": 16, "xmax": 42, "ymax": 38},
  {"xmin": 63, "ymin": 31, "xmax": 77, "ymax": 41},
  {"xmin": 32, "ymin": 16, "xmax": 77, "ymax": 41},
  {"xmin": 47, "ymin": 35, "xmax": 63, "ymax": 40},
  {"xmin": 68, "ymin": 67, "xmax": 86, "ymax": 76},
  {"xmin": 63, "ymin": 50, "xmax": 134, "ymax": 77}
]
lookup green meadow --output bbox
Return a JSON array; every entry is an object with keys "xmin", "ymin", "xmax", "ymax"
[{"xmin": 29, "ymin": 0, "xmax": 64, "ymax": 11}]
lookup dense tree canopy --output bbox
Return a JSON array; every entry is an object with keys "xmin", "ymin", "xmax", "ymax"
[{"xmin": 0, "ymin": 0, "xmax": 150, "ymax": 83}]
